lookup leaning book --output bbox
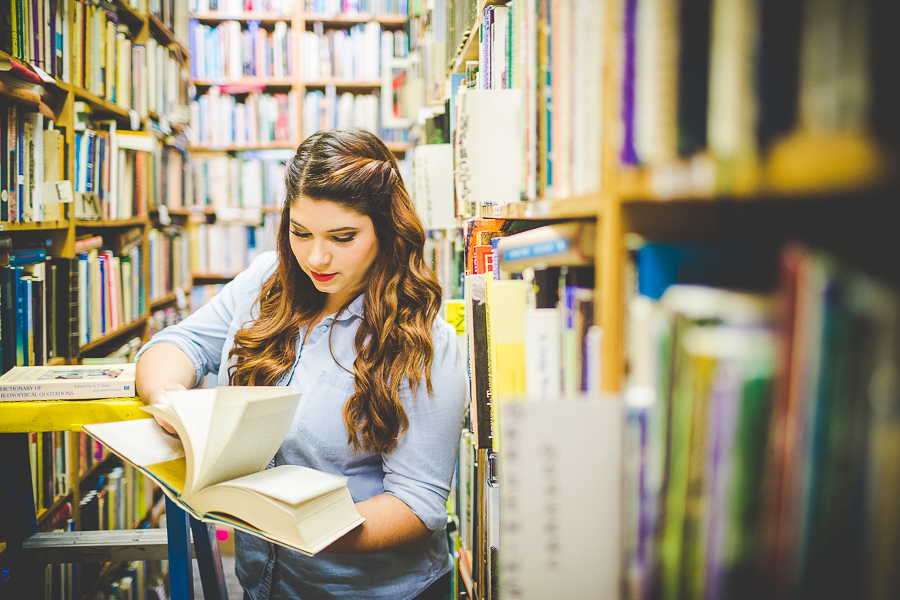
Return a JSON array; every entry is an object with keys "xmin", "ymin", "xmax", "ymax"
[
  {"xmin": 0, "ymin": 364, "xmax": 137, "ymax": 401},
  {"xmin": 83, "ymin": 386, "xmax": 365, "ymax": 555}
]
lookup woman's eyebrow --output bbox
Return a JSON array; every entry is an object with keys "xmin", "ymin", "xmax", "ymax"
[{"xmin": 289, "ymin": 219, "xmax": 359, "ymax": 234}]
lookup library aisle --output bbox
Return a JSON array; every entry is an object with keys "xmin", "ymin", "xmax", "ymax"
[{"xmin": 2, "ymin": 0, "xmax": 900, "ymax": 598}]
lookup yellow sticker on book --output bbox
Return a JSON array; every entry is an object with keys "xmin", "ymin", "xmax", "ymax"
[{"xmin": 446, "ymin": 300, "xmax": 466, "ymax": 336}]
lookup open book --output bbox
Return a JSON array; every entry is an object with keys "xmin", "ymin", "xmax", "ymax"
[{"xmin": 83, "ymin": 387, "xmax": 365, "ymax": 555}]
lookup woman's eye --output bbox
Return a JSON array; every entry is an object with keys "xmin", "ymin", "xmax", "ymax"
[
  {"xmin": 291, "ymin": 230, "xmax": 311, "ymax": 239},
  {"xmin": 333, "ymin": 236, "xmax": 356, "ymax": 243}
]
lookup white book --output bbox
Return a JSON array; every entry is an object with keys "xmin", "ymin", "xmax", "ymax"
[
  {"xmin": 500, "ymin": 399, "xmax": 623, "ymax": 599},
  {"xmin": 524, "ymin": 308, "xmax": 562, "ymax": 399},
  {"xmin": 412, "ymin": 144, "xmax": 456, "ymax": 230},
  {"xmin": 0, "ymin": 364, "xmax": 137, "ymax": 401},
  {"xmin": 83, "ymin": 387, "xmax": 365, "ymax": 555},
  {"xmin": 454, "ymin": 89, "xmax": 524, "ymax": 208}
]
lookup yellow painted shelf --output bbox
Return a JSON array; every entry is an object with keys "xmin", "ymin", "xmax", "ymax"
[{"xmin": 0, "ymin": 398, "xmax": 148, "ymax": 433}]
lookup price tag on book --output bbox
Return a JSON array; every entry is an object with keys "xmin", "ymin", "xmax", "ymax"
[
  {"xmin": 129, "ymin": 110, "xmax": 140, "ymax": 131},
  {"xmin": 158, "ymin": 204, "xmax": 171, "ymax": 226}
]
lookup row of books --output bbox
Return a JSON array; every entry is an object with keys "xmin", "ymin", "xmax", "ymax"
[
  {"xmin": 150, "ymin": 0, "xmax": 190, "ymax": 48},
  {"xmin": 151, "ymin": 139, "xmax": 190, "ymax": 210},
  {"xmin": 300, "ymin": 22, "xmax": 382, "ymax": 81},
  {"xmin": 305, "ymin": 0, "xmax": 407, "ymax": 16},
  {"xmin": 0, "ymin": 249, "xmax": 77, "ymax": 373},
  {"xmin": 148, "ymin": 226, "xmax": 192, "ymax": 301},
  {"xmin": 617, "ymin": 0, "xmax": 900, "ymax": 169},
  {"xmin": 79, "ymin": 465, "xmax": 166, "ymax": 598},
  {"xmin": 302, "ymin": 89, "xmax": 379, "ymax": 140},
  {"xmin": 73, "ymin": 116, "xmax": 156, "ymax": 221},
  {"xmin": 455, "ymin": 432, "xmax": 499, "ymax": 600},
  {"xmin": 29, "ymin": 430, "xmax": 72, "ymax": 512},
  {"xmin": 443, "ymin": 0, "xmax": 476, "ymax": 65},
  {"xmin": 0, "ymin": 0, "xmax": 69, "ymax": 80},
  {"xmin": 191, "ymin": 149, "xmax": 289, "ymax": 209},
  {"xmin": 621, "ymin": 242, "xmax": 900, "ymax": 599},
  {"xmin": 190, "ymin": 220, "xmax": 273, "ymax": 277},
  {"xmin": 77, "ymin": 243, "xmax": 146, "ymax": 346},
  {"xmin": 189, "ymin": 19, "xmax": 295, "ymax": 80},
  {"xmin": 148, "ymin": 303, "xmax": 190, "ymax": 338},
  {"xmin": 0, "ymin": 104, "xmax": 67, "ymax": 223},
  {"xmin": 190, "ymin": 0, "xmax": 297, "ymax": 15},
  {"xmin": 190, "ymin": 87, "xmax": 297, "ymax": 144},
  {"xmin": 72, "ymin": 3, "xmax": 189, "ymax": 120}
]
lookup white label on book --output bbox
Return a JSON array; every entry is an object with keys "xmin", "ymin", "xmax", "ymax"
[
  {"xmin": 500, "ymin": 400, "xmax": 623, "ymax": 599},
  {"xmin": 158, "ymin": 204, "xmax": 171, "ymax": 225},
  {"xmin": 455, "ymin": 90, "xmax": 524, "ymax": 208},
  {"xmin": 129, "ymin": 110, "xmax": 140, "ymax": 131},
  {"xmin": 412, "ymin": 144, "xmax": 456, "ymax": 230}
]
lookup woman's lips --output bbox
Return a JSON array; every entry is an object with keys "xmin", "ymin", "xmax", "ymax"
[{"xmin": 311, "ymin": 271, "xmax": 337, "ymax": 282}]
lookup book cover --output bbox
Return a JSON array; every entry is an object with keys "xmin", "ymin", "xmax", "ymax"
[
  {"xmin": 497, "ymin": 221, "xmax": 596, "ymax": 272},
  {"xmin": 0, "ymin": 363, "xmax": 136, "ymax": 401},
  {"xmin": 83, "ymin": 387, "xmax": 366, "ymax": 556}
]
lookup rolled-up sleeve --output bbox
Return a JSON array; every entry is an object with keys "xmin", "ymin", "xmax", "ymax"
[
  {"xmin": 382, "ymin": 320, "xmax": 468, "ymax": 531},
  {"xmin": 135, "ymin": 252, "xmax": 278, "ymax": 387}
]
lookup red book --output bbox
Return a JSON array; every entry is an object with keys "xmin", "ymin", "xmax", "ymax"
[{"xmin": 4, "ymin": 59, "xmax": 43, "ymax": 84}]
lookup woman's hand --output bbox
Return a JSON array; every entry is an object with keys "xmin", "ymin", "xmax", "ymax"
[{"xmin": 147, "ymin": 382, "xmax": 187, "ymax": 434}]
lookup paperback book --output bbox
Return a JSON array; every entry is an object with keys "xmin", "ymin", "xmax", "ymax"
[
  {"xmin": 83, "ymin": 386, "xmax": 365, "ymax": 556},
  {"xmin": 0, "ymin": 364, "xmax": 136, "ymax": 401}
]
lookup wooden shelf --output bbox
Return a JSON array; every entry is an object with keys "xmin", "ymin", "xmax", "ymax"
[
  {"xmin": 619, "ymin": 133, "xmax": 893, "ymax": 203},
  {"xmin": 78, "ymin": 316, "xmax": 149, "ymax": 355},
  {"xmin": 450, "ymin": 23, "xmax": 480, "ymax": 75},
  {"xmin": 190, "ymin": 141, "xmax": 297, "ymax": 151},
  {"xmin": 72, "ymin": 86, "xmax": 132, "ymax": 119},
  {"xmin": 148, "ymin": 13, "xmax": 189, "ymax": 57},
  {"xmin": 191, "ymin": 78, "xmax": 295, "ymax": 88},
  {"xmin": 193, "ymin": 274, "xmax": 236, "ymax": 285},
  {"xmin": 303, "ymin": 79, "xmax": 382, "ymax": 90},
  {"xmin": 74, "ymin": 217, "xmax": 147, "ymax": 228},
  {"xmin": 36, "ymin": 491, "xmax": 73, "ymax": 525},
  {"xmin": 302, "ymin": 13, "xmax": 407, "ymax": 27},
  {"xmin": 149, "ymin": 288, "xmax": 191, "ymax": 310},
  {"xmin": 386, "ymin": 141, "xmax": 412, "ymax": 153},
  {"xmin": 191, "ymin": 12, "xmax": 293, "ymax": 23},
  {"xmin": 0, "ymin": 219, "xmax": 70, "ymax": 231},
  {"xmin": 0, "ymin": 398, "xmax": 147, "ymax": 433},
  {"xmin": 111, "ymin": 0, "xmax": 145, "ymax": 28},
  {"xmin": 478, "ymin": 194, "xmax": 602, "ymax": 220}
]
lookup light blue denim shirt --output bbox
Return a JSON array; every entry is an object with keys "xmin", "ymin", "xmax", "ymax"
[{"xmin": 136, "ymin": 252, "xmax": 468, "ymax": 600}]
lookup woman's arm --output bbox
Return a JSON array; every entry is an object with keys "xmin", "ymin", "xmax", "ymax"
[
  {"xmin": 135, "ymin": 343, "xmax": 196, "ymax": 433},
  {"xmin": 324, "ymin": 494, "xmax": 432, "ymax": 553}
]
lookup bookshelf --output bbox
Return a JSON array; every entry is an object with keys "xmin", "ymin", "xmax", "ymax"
[
  {"xmin": 185, "ymin": 1, "xmax": 413, "ymax": 287},
  {"xmin": 0, "ymin": 0, "xmax": 196, "ymax": 594},
  {"xmin": 431, "ymin": 0, "xmax": 900, "ymax": 598}
]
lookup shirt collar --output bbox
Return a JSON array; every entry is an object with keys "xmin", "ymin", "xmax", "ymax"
[{"xmin": 336, "ymin": 294, "xmax": 365, "ymax": 321}]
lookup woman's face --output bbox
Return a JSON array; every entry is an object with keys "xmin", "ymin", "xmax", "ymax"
[{"xmin": 288, "ymin": 196, "xmax": 380, "ymax": 311}]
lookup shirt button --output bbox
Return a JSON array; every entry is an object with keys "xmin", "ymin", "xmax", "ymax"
[{"xmin": 321, "ymin": 325, "xmax": 328, "ymax": 331}]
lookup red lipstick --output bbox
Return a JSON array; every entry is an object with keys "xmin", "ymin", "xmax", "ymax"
[{"xmin": 310, "ymin": 271, "xmax": 337, "ymax": 282}]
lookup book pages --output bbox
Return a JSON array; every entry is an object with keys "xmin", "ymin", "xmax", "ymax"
[
  {"xmin": 82, "ymin": 417, "xmax": 184, "ymax": 467},
  {"xmin": 189, "ymin": 387, "xmax": 301, "ymax": 495}
]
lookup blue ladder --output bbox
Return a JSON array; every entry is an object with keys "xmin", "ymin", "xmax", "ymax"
[{"xmin": 0, "ymin": 431, "xmax": 229, "ymax": 599}]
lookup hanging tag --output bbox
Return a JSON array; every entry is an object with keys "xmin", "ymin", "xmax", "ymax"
[{"xmin": 158, "ymin": 204, "xmax": 171, "ymax": 226}]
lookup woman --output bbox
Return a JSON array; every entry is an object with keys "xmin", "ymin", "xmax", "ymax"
[{"xmin": 135, "ymin": 129, "xmax": 468, "ymax": 600}]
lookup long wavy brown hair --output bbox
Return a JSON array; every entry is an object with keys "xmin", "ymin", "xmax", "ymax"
[{"xmin": 227, "ymin": 129, "xmax": 443, "ymax": 454}]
